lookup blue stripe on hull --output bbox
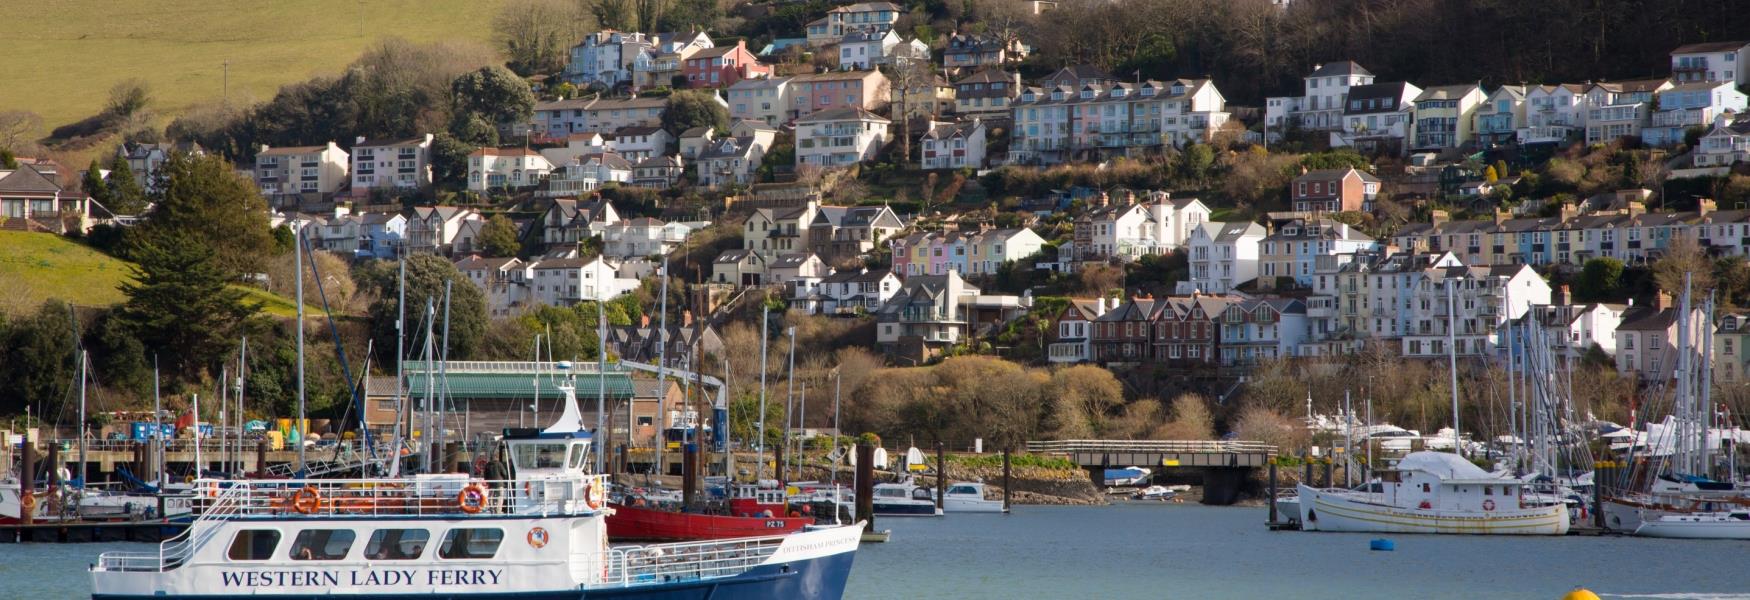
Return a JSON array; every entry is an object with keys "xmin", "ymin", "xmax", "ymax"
[{"xmin": 91, "ymin": 552, "xmax": 856, "ymax": 600}]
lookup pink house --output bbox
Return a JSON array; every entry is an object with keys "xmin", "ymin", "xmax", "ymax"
[
  {"xmin": 788, "ymin": 69, "xmax": 890, "ymax": 120},
  {"xmin": 683, "ymin": 41, "xmax": 771, "ymax": 88}
]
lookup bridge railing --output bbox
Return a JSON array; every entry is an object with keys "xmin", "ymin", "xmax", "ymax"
[{"xmin": 1025, "ymin": 440, "xmax": 1278, "ymax": 455}]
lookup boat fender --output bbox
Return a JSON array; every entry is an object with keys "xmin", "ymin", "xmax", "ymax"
[
  {"xmin": 458, "ymin": 483, "xmax": 489, "ymax": 514},
  {"xmin": 1369, "ymin": 538, "xmax": 1395, "ymax": 551},
  {"xmin": 292, "ymin": 486, "xmax": 322, "ymax": 514},
  {"xmin": 789, "ymin": 510, "xmax": 801, "ymax": 518}
]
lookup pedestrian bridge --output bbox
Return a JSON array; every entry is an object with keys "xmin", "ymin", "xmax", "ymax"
[{"xmin": 1025, "ymin": 440, "xmax": 1278, "ymax": 505}]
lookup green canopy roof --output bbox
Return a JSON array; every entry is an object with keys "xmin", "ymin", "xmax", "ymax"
[{"xmin": 402, "ymin": 361, "xmax": 635, "ymax": 400}]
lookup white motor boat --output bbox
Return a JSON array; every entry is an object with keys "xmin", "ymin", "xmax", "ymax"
[
  {"xmin": 1298, "ymin": 451, "xmax": 1569, "ymax": 535},
  {"xmin": 1133, "ymin": 485, "xmax": 1177, "ymax": 501},
  {"xmin": 1635, "ymin": 510, "xmax": 1750, "ymax": 539},
  {"xmin": 871, "ymin": 482, "xmax": 942, "ymax": 516},
  {"xmin": 941, "ymin": 482, "xmax": 1006, "ymax": 513}
]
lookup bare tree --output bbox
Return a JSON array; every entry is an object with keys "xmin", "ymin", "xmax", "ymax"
[
  {"xmin": 0, "ymin": 110, "xmax": 43, "ymax": 151},
  {"xmin": 886, "ymin": 55, "xmax": 937, "ymax": 164},
  {"xmin": 494, "ymin": 0, "xmax": 594, "ymax": 76}
]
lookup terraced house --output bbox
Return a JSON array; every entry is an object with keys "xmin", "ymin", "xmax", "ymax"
[
  {"xmin": 1391, "ymin": 199, "xmax": 1750, "ymax": 267},
  {"xmin": 1009, "ymin": 78, "xmax": 1229, "ymax": 165}
]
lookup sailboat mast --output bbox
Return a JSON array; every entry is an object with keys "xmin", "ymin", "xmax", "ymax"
[
  {"xmin": 832, "ymin": 368, "xmax": 842, "ymax": 488},
  {"xmin": 422, "ymin": 299, "xmax": 436, "ymax": 473},
  {"xmin": 153, "ymin": 356, "xmax": 163, "ymax": 488},
  {"xmin": 596, "ymin": 297, "xmax": 607, "ymax": 473},
  {"xmin": 1677, "ymin": 273, "xmax": 1693, "ymax": 474},
  {"xmin": 219, "ymin": 365, "xmax": 228, "ymax": 477},
  {"xmin": 1700, "ymin": 293, "xmax": 1715, "ymax": 478},
  {"xmin": 78, "ymin": 350, "xmax": 87, "ymax": 485},
  {"xmin": 654, "ymin": 255, "xmax": 670, "ymax": 471},
  {"xmin": 784, "ymin": 326, "xmax": 797, "ymax": 479},
  {"xmin": 1505, "ymin": 287, "xmax": 1519, "ymax": 472},
  {"xmin": 295, "ymin": 226, "xmax": 306, "ymax": 472},
  {"xmin": 1446, "ymin": 280, "xmax": 1461, "ymax": 455},
  {"xmin": 192, "ymin": 392, "xmax": 202, "ymax": 478},
  {"xmin": 392, "ymin": 256, "xmax": 406, "ymax": 476},
  {"xmin": 756, "ymin": 304, "xmax": 770, "ymax": 481},
  {"xmin": 438, "ymin": 281, "xmax": 453, "ymax": 469}
]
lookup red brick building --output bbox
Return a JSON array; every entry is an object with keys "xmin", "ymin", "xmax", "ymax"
[
  {"xmin": 684, "ymin": 41, "xmax": 772, "ymax": 88},
  {"xmin": 1291, "ymin": 167, "xmax": 1380, "ymax": 213}
]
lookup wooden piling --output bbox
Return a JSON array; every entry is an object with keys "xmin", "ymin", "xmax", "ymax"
[
  {"xmin": 1302, "ymin": 451, "xmax": 1312, "ymax": 487},
  {"xmin": 775, "ymin": 437, "xmax": 786, "ymax": 488},
  {"xmin": 1267, "ymin": 459, "xmax": 1278, "ymax": 525},
  {"xmin": 854, "ymin": 442, "xmax": 874, "ymax": 532},
  {"xmin": 1002, "ymin": 447, "xmax": 1012, "ymax": 513},
  {"xmin": 1322, "ymin": 457, "xmax": 1333, "ymax": 488},
  {"xmin": 256, "ymin": 440, "xmax": 268, "ymax": 478},
  {"xmin": 682, "ymin": 443, "xmax": 698, "ymax": 509},
  {"xmin": 935, "ymin": 442, "xmax": 946, "ymax": 511},
  {"xmin": 19, "ymin": 441, "xmax": 34, "ymax": 526}
]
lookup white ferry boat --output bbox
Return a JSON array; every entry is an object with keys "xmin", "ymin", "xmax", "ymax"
[
  {"xmin": 1297, "ymin": 452, "xmax": 1569, "ymax": 535},
  {"xmin": 89, "ymin": 367, "xmax": 863, "ymax": 599}
]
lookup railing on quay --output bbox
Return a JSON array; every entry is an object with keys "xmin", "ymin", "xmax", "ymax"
[{"xmin": 1025, "ymin": 440, "xmax": 1278, "ymax": 455}]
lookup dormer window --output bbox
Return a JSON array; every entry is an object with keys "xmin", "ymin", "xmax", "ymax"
[
  {"xmin": 1112, "ymin": 88, "xmax": 1126, "ymax": 98},
  {"xmin": 1080, "ymin": 89, "xmax": 1094, "ymax": 99},
  {"xmin": 1141, "ymin": 87, "xmax": 1155, "ymax": 97}
]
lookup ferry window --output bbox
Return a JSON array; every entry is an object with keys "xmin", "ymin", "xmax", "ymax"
[
  {"xmin": 364, "ymin": 529, "xmax": 431, "ymax": 560},
  {"xmin": 1484, "ymin": 486, "xmax": 1494, "ymax": 496},
  {"xmin": 227, "ymin": 530, "xmax": 281, "ymax": 561},
  {"xmin": 439, "ymin": 528, "xmax": 505, "ymax": 559},
  {"xmin": 513, "ymin": 443, "xmax": 568, "ymax": 469},
  {"xmin": 289, "ymin": 529, "xmax": 356, "ymax": 561},
  {"xmin": 568, "ymin": 444, "xmax": 588, "ymax": 469}
]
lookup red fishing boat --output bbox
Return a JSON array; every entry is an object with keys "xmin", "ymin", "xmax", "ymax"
[{"xmin": 605, "ymin": 503, "xmax": 812, "ymax": 541}]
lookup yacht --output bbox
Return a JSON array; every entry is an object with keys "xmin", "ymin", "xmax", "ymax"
[
  {"xmin": 1297, "ymin": 451, "xmax": 1570, "ymax": 535},
  {"xmin": 89, "ymin": 366, "xmax": 864, "ymax": 599},
  {"xmin": 1635, "ymin": 510, "xmax": 1750, "ymax": 539},
  {"xmin": 1103, "ymin": 467, "xmax": 1150, "ymax": 487},
  {"xmin": 941, "ymin": 482, "xmax": 1005, "ymax": 513}
]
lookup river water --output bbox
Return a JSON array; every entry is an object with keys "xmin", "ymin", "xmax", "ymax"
[{"xmin": 5, "ymin": 504, "xmax": 1749, "ymax": 599}]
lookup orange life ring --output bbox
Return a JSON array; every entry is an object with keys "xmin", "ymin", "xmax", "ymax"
[
  {"xmin": 20, "ymin": 492, "xmax": 36, "ymax": 512},
  {"xmin": 292, "ymin": 486, "xmax": 322, "ymax": 514},
  {"xmin": 526, "ymin": 526, "xmax": 550, "ymax": 549},
  {"xmin": 583, "ymin": 482, "xmax": 604, "ymax": 510},
  {"xmin": 458, "ymin": 484, "xmax": 489, "ymax": 514}
]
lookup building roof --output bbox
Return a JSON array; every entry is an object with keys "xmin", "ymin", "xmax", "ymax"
[
  {"xmin": 790, "ymin": 69, "xmax": 882, "ymax": 83},
  {"xmin": 1294, "ymin": 167, "xmax": 1380, "ymax": 184},
  {"xmin": 954, "ymin": 69, "xmax": 1015, "ymax": 86},
  {"xmin": 0, "ymin": 164, "xmax": 64, "ymax": 195},
  {"xmin": 923, "ymin": 119, "xmax": 983, "ymax": 140},
  {"xmin": 355, "ymin": 136, "xmax": 430, "ymax": 148},
  {"xmin": 828, "ymin": 2, "xmax": 902, "ymax": 13},
  {"xmin": 258, "ymin": 145, "xmax": 331, "ymax": 156},
  {"xmin": 1415, "ymin": 84, "xmax": 1482, "ymax": 102},
  {"xmin": 698, "ymin": 137, "xmax": 758, "ymax": 160},
  {"xmin": 534, "ymin": 96, "xmax": 669, "ymax": 112},
  {"xmin": 1616, "ymin": 306, "xmax": 1679, "ymax": 331},
  {"xmin": 797, "ymin": 106, "xmax": 890, "ymax": 124},
  {"xmin": 769, "ymin": 253, "xmax": 819, "ymax": 269},
  {"xmin": 469, "ymin": 147, "xmax": 543, "ymax": 157},
  {"xmin": 1344, "ymin": 82, "xmax": 1413, "ymax": 115},
  {"xmin": 1308, "ymin": 61, "xmax": 1372, "ymax": 78},
  {"xmin": 1671, "ymin": 41, "xmax": 1750, "ymax": 55}
]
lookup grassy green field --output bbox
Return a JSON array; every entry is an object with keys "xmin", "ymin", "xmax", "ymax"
[
  {"xmin": 0, "ymin": 0, "xmax": 507, "ymax": 137},
  {"xmin": 0, "ymin": 230, "xmax": 317, "ymax": 318}
]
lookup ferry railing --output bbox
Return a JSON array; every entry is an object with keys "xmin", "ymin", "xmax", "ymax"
[
  {"xmin": 95, "ymin": 481, "xmax": 250, "ymax": 572},
  {"xmin": 201, "ymin": 474, "xmax": 611, "ymax": 519},
  {"xmin": 595, "ymin": 534, "xmax": 787, "ymax": 587},
  {"xmin": 1025, "ymin": 440, "xmax": 1279, "ymax": 454}
]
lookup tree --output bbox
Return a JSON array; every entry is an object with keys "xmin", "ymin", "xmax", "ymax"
[
  {"xmin": 1153, "ymin": 393, "xmax": 1215, "ymax": 440},
  {"xmin": 449, "ymin": 113, "xmax": 500, "ymax": 147},
  {"xmin": 363, "ymin": 255, "xmax": 489, "ymax": 371},
  {"xmin": 106, "ymin": 78, "xmax": 153, "ymax": 120},
  {"xmin": 133, "ymin": 153, "xmax": 272, "ymax": 275},
  {"xmin": 660, "ymin": 90, "xmax": 729, "ymax": 137},
  {"xmin": 430, "ymin": 133, "xmax": 478, "ymax": 186},
  {"xmin": 82, "ymin": 160, "xmax": 112, "ymax": 208},
  {"xmin": 0, "ymin": 110, "xmax": 42, "ymax": 151},
  {"xmin": 1484, "ymin": 165, "xmax": 1500, "ymax": 183},
  {"xmin": 1652, "ymin": 234, "xmax": 1714, "ymax": 298},
  {"xmin": 0, "ymin": 148, "xmax": 16, "ymax": 169},
  {"xmin": 478, "ymin": 214, "xmax": 522, "ymax": 258},
  {"xmin": 0, "ymin": 300, "xmax": 77, "ymax": 417},
  {"xmin": 1177, "ymin": 143, "xmax": 1215, "ymax": 187},
  {"xmin": 660, "ymin": 0, "xmax": 719, "ymax": 32},
  {"xmin": 1044, "ymin": 365, "xmax": 1125, "ymax": 438},
  {"xmin": 492, "ymin": 0, "xmax": 592, "ymax": 76},
  {"xmin": 1575, "ymin": 257, "xmax": 1625, "ymax": 302},
  {"xmin": 451, "ymin": 65, "xmax": 537, "ymax": 127},
  {"xmin": 114, "ymin": 233, "xmax": 262, "ymax": 381},
  {"xmin": 106, "ymin": 154, "xmax": 149, "ymax": 215}
]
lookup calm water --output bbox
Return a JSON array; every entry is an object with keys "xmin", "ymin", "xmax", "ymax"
[{"xmin": 5, "ymin": 504, "xmax": 1749, "ymax": 599}]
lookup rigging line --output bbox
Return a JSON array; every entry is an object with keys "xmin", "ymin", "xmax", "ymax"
[{"xmin": 300, "ymin": 233, "xmax": 368, "ymax": 449}]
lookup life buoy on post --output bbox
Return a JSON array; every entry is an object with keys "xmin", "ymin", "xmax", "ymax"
[
  {"xmin": 1482, "ymin": 499, "xmax": 1496, "ymax": 512},
  {"xmin": 292, "ymin": 486, "xmax": 322, "ymax": 514},
  {"xmin": 20, "ymin": 492, "xmax": 36, "ymax": 513},
  {"xmin": 457, "ymin": 484, "xmax": 489, "ymax": 514}
]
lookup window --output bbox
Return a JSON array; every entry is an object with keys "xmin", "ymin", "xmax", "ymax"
[
  {"xmin": 439, "ymin": 528, "xmax": 506, "ymax": 559},
  {"xmin": 511, "ymin": 442, "xmax": 568, "ymax": 469},
  {"xmin": 227, "ymin": 530, "xmax": 281, "ymax": 561},
  {"xmin": 365, "ymin": 529, "xmax": 431, "ymax": 560},
  {"xmin": 290, "ymin": 529, "xmax": 357, "ymax": 560}
]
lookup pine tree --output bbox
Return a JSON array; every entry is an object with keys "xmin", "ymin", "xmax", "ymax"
[
  {"xmin": 114, "ymin": 232, "xmax": 261, "ymax": 381},
  {"xmin": 478, "ymin": 214, "xmax": 521, "ymax": 258},
  {"xmin": 106, "ymin": 155, "xmax": 148, "ymax": 215},
  {"xmin": 82, "ymin": 159, "xmax": 112, "ymax": 209},
  {"xmin": 134, "ymin": 153, "xmax": 272, "ymax": 275}
]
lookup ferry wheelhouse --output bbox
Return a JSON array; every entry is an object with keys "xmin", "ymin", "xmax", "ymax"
[
  {"xmin": 90, "ymin": 367, "xmax": 862, "ymax": 599},
  {"xmin": 1297, "ymin": 451, "xmax": 1569, "ymax": 535}
]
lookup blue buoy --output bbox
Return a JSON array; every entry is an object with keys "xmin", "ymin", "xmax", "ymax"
[{"xmin": 1369, "ymin": 538, "xmax": 1395, "ymax": 552}]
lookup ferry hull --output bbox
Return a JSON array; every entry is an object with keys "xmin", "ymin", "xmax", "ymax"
[
  {"xmin": 1298, "ymin": 485, "xmax": 1569, "ymax": 535},
  {"xmin": 92, "ymin": 550, "xmax": 855, "ymax": 600}
]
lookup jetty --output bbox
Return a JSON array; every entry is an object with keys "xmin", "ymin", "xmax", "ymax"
[{"xmin": 1026, "ymin": 440, "xmax": 1277, "ymax": 505}]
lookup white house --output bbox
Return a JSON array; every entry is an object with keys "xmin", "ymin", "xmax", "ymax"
[
  {"xmin": 1266, "ymin": 61, "xmax": 1376, "ymax": 133},
  {"xmin": 631, "ymin": 155, "xmax": 685, "ymax": 187},
  {"xmin": 1643, "ymin": 81, "xmax": 1748, "ymax": 147},
  {"xmin": 532, "ymin": 96, "xmax": 668, "ymax": 139},
  {"xmin": 1412, "ymin": 84, "xmax": 1485, "ymax": 150},
  {"xmin": 1180, "ymin": 221, "xmax": 1265, "ymax": 295},
  {"xmin": 455, "ymin": 256, "xmax": 533, "ymax": 317},
  {"xmin": 1518, "ymin": 84, "xmax": 1589, "ymax": 145},
  {"xmin": 1695, "ymin": 114, "xmax": 1750, "ymax": 168},
  {"xmin": 726, "ymin": 76, "xmax": 795, "ymax": 126},
  {"xmin": 254, "ymin": 142, "xmax": 349, "ymax": 205},
  {"xmin": 530, "ymin": 256, "xmax": 640, "ymax": 305},
  {"xmin": 1334, "ymin": 82, "xmax": 1420, "ymax": 155},
  {"xmin": 920, "ymin": 119, "xmax": 986, "ymax": 170},
  {"xmin": 405, "ymin": 206, "xmax": 482, "ymax": 255},
  {"xmin": 608, "ymin": 126, "xmax": 673, "ymax": 161},
  {"xmin": 350, "ymin": 135, "xmax": 433, "ymax": 196},
  {"xmin": 1670, "ymin": 40, "xmax": 1750, "ymax": 86},
  {"xmin": 467, "ymin": 147, "xmax": 555, "ymax": 192},
  {"xmin": 1584, "ymin": 79, "xmax": 1672, "ymax": 144},
  {"xmin": 795, "ymin": 107, "xmax": 890, "ymax": 167},
  {"xmin": 539, "ymin": 133, "xmax": 609, "ymax": 169},
  {"xmin": 838, "ymin": 30, "xmax": 899, "ymax": 70},
  {"xmin": 602, "ymin": 217, "xmax": 699, "ymax": 259},
  {"xmin": 1399, "ymin": 264, "xmax": 1551, "ymax": 359},
  {"xmin": 1068, "ymin": 191, "xmax": 1210, "ymax": 265},
  {"xmin": 695, "ymin": 136, "xmax": 765, "ymax": 187},
  {"xmin": 544, "ymin": 153, "xmax": 634, "ymax": 197},
  {"xmin": 804, "ymin": 268, "xmax": 901, "ymax": 315}
]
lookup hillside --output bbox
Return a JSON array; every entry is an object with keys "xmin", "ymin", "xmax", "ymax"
[
  {"xmin": 0, "ymin": 0, "xmax": 507, "ymax": 137},
  {"xmin": 0, "ymin": 231, "xmax": 316, "ymax": 318}
]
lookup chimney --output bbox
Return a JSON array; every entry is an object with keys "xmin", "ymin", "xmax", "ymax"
[
  {"xmin": 1656, "ymin": 291, "xmax": 1672, "ymax": 311},
  {"xmin": 1494, "ymin": 208, "xmax": 1509, "ymax": 226},
  {"xmin": 1627, "ymin": 200, "xmax": 1646, "ymax": 217},
  {"xmin": 1430, "ymin": 209, "xmax": 1450, "ymax": 226},
  {"xmin": 1699, "ymin": 197, "xmax": 1717, "ymax": 216},
  {"xmin": 1559, "ymin": 201, "xmax": 1579, "ymax": 223},
  {"xmin": 1098, "ymin": 192, "xmax": 1110, "ymax": 207},
  {"xmin": 355, "ymin": 136, "xmax": 367, "ymax": 145},
  {"xmin": 1125, "ymin": 191, "xmax": 1137, "ymax": 205},
  {"xmin": 682, "ymin": 310, "xmax": 694, "ymax": 328},
  {"xmin": 641, "ymin": 314, "xmax": 651, "ymax": 328},
  {"xmin": 1556, "ymin": 284, "xmax": 1571, "ymax": 306}
]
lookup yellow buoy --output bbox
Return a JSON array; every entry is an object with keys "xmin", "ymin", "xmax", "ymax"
[{"xmin": 1562, "ymin": 588, "xmax": 1600, "ymax": 600}]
